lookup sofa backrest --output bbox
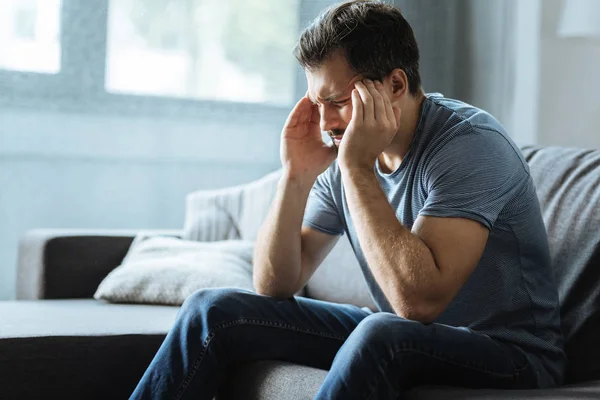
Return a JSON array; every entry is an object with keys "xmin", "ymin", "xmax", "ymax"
[{"xmin": 521, "ymin": 146, "xmax": 600, "ymax": 383}]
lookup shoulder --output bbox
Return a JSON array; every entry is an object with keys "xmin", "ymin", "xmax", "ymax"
[{"xmin": 421, "ymin": 95, "xmax": 529, "ymax": 174}]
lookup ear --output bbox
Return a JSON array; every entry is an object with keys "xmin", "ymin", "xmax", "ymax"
[{"xmin": 388, "ymin": 68, "xmax": 408, "ymax": 100}]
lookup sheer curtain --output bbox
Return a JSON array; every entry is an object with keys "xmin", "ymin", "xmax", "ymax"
[{"xmin": 396, "ymin": 0, "xmax": 542, "ymax": 146}]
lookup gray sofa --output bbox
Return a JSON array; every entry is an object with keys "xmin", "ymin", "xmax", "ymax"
[{"xmin": 1, "ymin": 145, "xmax": 599, "ymax": 400}]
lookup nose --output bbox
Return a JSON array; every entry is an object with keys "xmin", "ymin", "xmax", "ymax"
[{"xmin": 319, "ymin": 106, "xmax": 340, "ymax": 133}]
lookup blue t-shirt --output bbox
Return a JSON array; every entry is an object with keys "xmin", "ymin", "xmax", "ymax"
[{"xmin": 303, "ymin": 93, "xmax": 566, "ymax": 388}]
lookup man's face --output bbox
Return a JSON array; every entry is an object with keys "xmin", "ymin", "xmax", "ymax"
[{"xmin": 306, "ymin": 52, "xmax": 362, "ymax": 148}]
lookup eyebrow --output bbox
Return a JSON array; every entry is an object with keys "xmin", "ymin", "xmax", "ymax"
[
  {"xmin": 309, "ymin": 93, "xmax": 350, "ymax": 103},
  {"xmin": 309, "ymin": 75, "xmax": 363, "ymax": 104}
]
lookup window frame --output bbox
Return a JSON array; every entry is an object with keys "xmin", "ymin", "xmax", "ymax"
[{"xmin": 0, "ymin": 0, "xmax": 330, "ymax": 119}]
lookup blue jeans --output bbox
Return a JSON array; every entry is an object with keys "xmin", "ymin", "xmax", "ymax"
[{"xmin": 130, "ymin": 288, "xmax": 538, "ymax": 399}]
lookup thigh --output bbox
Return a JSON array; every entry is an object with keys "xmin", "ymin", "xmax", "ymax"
[
  {"xmin": 357, "ymin": 314, "xmax": 537, "ymax": 391},
  {"xmin": 180, "ymin": 288, "xmax": 371, "ymax": 369}
]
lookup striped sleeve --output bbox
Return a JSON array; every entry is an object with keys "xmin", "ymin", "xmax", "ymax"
[
  {"xmin": 302, "ymin": 169, "xmax": 344, "ymax": 236},
  {"xmin": 419, "ymin": 131, "xmax": 528, "ymax": 230}
]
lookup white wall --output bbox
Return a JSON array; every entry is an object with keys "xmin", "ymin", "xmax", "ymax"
[
  {"xmin": 538, "ymin": 0, "xmax": 600, "ymax": 149},
  {"xmin": 0, "ymin": 106, "xmax": 283, "ymax": 300}
]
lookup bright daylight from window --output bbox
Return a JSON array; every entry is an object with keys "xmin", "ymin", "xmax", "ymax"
[
  {"xmin": 106, "ymin": 0, "xmax": 301, "ymax": 106},
  {"xmin": 0, "ymin": 0, "xmax": 62, "ymax": 73}
]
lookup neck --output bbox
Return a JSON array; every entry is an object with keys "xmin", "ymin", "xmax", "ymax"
[{"xmin": 378, "ymin": 91, "xmax": 425, "ymax": 173}]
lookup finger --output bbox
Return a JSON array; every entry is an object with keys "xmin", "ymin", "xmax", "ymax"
[
  {"xmin": 285, "ymin": 96, "xmax": 312, "ymax": 128},
  {"xmin": 300, "ymin": 94, "xmax": 315, "ymax": 124},
  {"xmin": 365, "ymin": 79, "xmax": 385, "ymax": 121},
  {"xmin": 375, "ymin": 80, "xmax": 393, "ymax": 123},
  {"xmin": 304, "ymin": 92, "xmax": 320, "ymax": 125},
  {"xmin": 354, "ymin": 81, "xmax": 374, "ymax": 121},
  {"xmin": 351, "ymin": 88, "xmax": 363, "ymax": 123},
  {"xmin": 309, "ymin": 103, "xmax": 320, "ymax": 127}
]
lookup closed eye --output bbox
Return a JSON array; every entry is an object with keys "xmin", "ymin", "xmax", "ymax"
[{"xmin": 332, "ymin": 99, "xmax": 350, "ymax": 106}]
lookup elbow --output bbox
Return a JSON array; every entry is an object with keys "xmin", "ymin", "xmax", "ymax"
[
  {"xmin": 399, "ymin": 308, "xmax": 438, "ymax": 325},
  {"xmin": 253, "ymin": 276, "xmax": 275, "ymax": 297},
  {"xmin": 406, "ymin": 309, "xmax": 438, "ymax": 325},
  {"xmin": 254, "ymin": 286, "xmax": 295, "ymax": 300},
  {"xmin": 393, "ymin": 298, "xmax": 447, "ymax": 324},
  {"xmin": 253, "ymin": 276, "xmax": 296, "ymax": 300}
]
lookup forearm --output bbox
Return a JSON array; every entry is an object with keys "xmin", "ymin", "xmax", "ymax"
[
  {"xmin": 253, "ymin": 171, "xmax": 314, "ymax": 298},
  {"xmin": 341, "ymin": 166, "xmax": 442, "ymax": 320}
]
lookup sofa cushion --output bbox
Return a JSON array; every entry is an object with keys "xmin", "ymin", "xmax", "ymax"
[
  {"xmin": 408, "ymin": 381, "xmax": 600, "ymax": 400},
  {"xmin": 0, "ymin": 299, "xmax": 178, "ymax": 338},
  {"xmin": 305, "ymin": 236, "xmax": 377, "ymax": 311},
  {"xmin": 94, "ymin": 236, "xmax": 255, "ymax": 306},
  {"xmin": 0, "ymin": 299, "xmax": 178, "ymax": 400},
  {"xmin": 219, "ymin": 360, "xmax": 600, "ymax": 400},
  {"xmin": 219, "ymin": 360, "xmax": 327, "ymax": 400},
  {"xmin": 521, "ymin": 146, "xmax": 600, "ymax": 383},
  {"xmin": 183, "ymin": 205, "xmax": 240, "ymax": 242},
  {"xmin": 185, "ymin": 170, "xmax": 282, "ymax": 243}
]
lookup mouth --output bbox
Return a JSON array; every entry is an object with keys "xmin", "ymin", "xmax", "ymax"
[
  {"xmin": 327, "ymin": 131, "xmax": 344, "ymax": 150},
  {"xmin": 330, "ymin": 135, "xmax": 344, "ymax": 147}
]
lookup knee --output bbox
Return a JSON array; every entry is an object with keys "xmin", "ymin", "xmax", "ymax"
[
  {"xmin": 350, "ymin": 313, "xmax": 426, "ymax": 350},
  {"xmin": 179, "ymin": 287, "xmax": 254, "ymax": 327}
]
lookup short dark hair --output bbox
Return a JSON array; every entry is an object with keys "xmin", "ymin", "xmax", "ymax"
[{"xmin": 294, "ymin": 0, "xmax": 421, "ymax": 95}]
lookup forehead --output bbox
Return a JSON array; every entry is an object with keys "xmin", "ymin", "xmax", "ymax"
[{"xmin": 305, "ymin": 52, "xmax": 360, "ymax": 101}]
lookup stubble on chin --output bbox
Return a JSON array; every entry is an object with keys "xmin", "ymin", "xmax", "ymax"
[
  {"xmin": 327, "ymin": 131, "xmax": 342, "ymax": 152},
  {"xmin": 328, "ymin": 135, "xmax": 339, "ymax": 152}
]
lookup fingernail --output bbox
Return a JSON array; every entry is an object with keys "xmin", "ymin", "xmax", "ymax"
[{"xmin": 364, "ymin": 79, "xmax": 372, "ymax": 83}]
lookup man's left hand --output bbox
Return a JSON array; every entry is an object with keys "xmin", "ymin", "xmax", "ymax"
[{"xmin": 338, "ymin": 79, "xmax": 402, "ymax": 170}]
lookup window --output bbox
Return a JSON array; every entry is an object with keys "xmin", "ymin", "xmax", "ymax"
[
  {"xmin": 0, "ymin": 0, "xmax": 331, "ymax": 113},
  {"xmin": 0, "ymin": 0, "xmax": 62, "ymax": 73},
  {"xmin": 106, "ymin": 0, "xmax": 299, "ymax": 105}
]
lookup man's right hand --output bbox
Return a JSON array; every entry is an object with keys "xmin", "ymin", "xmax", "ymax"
[{"xmin": 280, "ymin": 95, "xmax": 337, "ymax": 181}]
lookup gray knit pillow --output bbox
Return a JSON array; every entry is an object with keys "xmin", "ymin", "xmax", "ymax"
[
  {"xmin": 94, "ymin": 236, "xmax": 255, "ymax": 306},
  {"xmin": 182, "ymin": 205, "xmax": 239, "ymax": 242}
]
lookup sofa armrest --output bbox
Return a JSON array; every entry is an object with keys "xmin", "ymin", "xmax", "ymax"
[{"xmin": 16, "ymin": 229, "xmax": 182, "ymax": 300}]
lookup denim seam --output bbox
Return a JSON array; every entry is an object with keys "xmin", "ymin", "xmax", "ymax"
[
  {"xmin": 173, "ymin": 317, "xmax": 346, "ymax": 400},
  {"xmin": 365, "ymin": 347, "xmax": 530, "ymax": 400}
]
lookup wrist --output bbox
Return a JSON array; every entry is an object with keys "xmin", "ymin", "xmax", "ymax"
[
  {"xmin": 281, "ymin": 167, "xmax": 317, "ymax": 191},
  {"xmin": 340, "ymin": 165, "xmax": 375, "ymax": 186},
  {"xmin": 338, "ymin": 156, "xmax": 376, "ymax": 173}
]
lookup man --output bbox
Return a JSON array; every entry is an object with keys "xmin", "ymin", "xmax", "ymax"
[{"xmin": 131, "ymin": 1, "xmax": 566, "ymax": 399}]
